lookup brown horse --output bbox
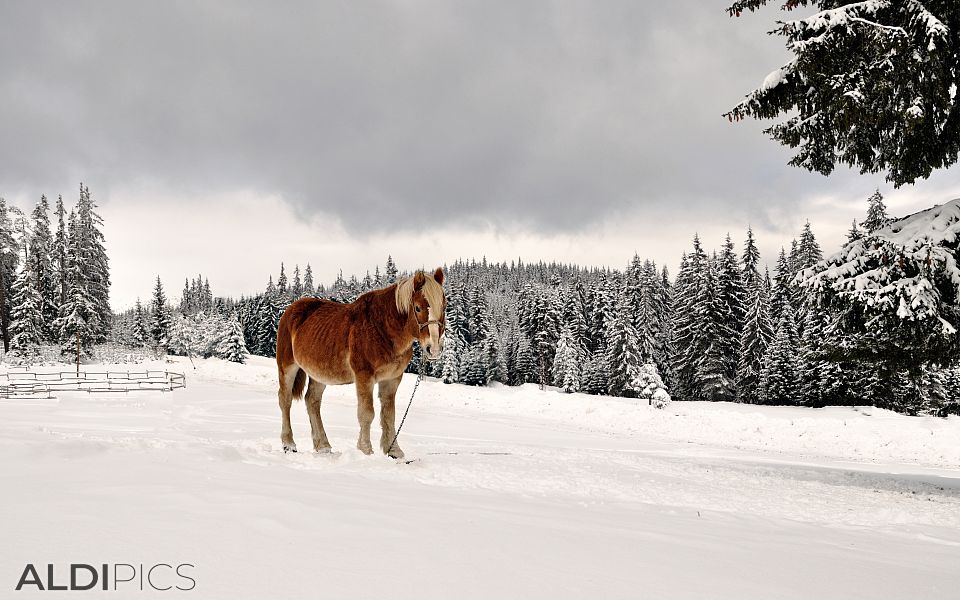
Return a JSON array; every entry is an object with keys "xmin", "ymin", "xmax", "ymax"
[{"xmin": 275, "ymin": 268, "xmax": 446, "ymax": 458}]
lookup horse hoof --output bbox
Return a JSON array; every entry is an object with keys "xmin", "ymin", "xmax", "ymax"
[
  {"xmin": 283, "ymin": 444, "xmax": 298, "ymax": 454},
  {"xmin": 357, "ymin": 442, "xmax": 374, "ymax": 455},
  {"xmin": 387, "ymin": 448, "xmax": 405, "ymax": 460},
  {"xmin": 314, "ymin": 447, "xmax": 334, "ymax": 454}
]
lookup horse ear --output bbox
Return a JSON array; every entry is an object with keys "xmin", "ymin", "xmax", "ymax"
[
  {"xmin": 433, "ymin": 267, "xmax": 445, "ymax": 286},
  {"xmin": 413, "ymin": 271, "xmax": 426, "ymax": 291}
]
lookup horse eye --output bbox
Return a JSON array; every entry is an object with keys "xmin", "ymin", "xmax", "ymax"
[{"xmin": 415, "ymin": 306, "xmax": 422, "ymax": 313}]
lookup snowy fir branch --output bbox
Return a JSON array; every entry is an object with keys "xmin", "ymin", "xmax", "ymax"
[{"xmin": 726, "ymin": 1, "xmax": 959, "ymax": 187}]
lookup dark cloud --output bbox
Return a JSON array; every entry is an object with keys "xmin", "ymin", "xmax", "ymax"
[{"xmin": 2, "ymin": 0, "xmax": 955, "ymax": 234}]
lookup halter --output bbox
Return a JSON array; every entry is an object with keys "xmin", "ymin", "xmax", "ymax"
[{"xmin": 416, "ymin": 316, "xmax": 443, "ymax": 330}]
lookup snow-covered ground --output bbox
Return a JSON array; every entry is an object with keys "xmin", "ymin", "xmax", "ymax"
[{"xmin": 2, "ymin": 356, "xmax": 958, "ymax": 599}]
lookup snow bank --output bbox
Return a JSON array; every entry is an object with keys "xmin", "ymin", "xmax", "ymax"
[{"xmin": 128, "ymin": 356, "xmax": 960, "ymax": 469}]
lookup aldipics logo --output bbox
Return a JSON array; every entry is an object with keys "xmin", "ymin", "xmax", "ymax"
[{"xmin": 15, "ymin": 563, "xmax": 196, "ymax": 592}]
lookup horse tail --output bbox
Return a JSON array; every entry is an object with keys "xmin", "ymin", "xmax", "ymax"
[
  {"xmin": 277, "ymin": 298, "xmax": 324, "ymax": 401},
  {"xmin": 291, "ymin": 369, "xmax": 306, "ymax": 400}
]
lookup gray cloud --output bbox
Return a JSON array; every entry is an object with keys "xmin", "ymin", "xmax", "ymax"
[{"xmin": 2, "ymin": 0, "xmax": 957, "ymax": 236}]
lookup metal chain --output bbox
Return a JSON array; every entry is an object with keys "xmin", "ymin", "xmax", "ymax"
[{"xmin": 386, "ymin": 354, "xmax": 426, "ymax": 458}]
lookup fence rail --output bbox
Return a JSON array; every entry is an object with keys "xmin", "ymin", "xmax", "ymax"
[{"xmin": 0, "ymin": 370, "xmax": 186, "ymax": 399}]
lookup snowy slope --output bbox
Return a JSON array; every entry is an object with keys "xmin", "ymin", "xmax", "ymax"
[{"xmin": 1, "ymin": 356, "xmax": 958, "ymax": 599}]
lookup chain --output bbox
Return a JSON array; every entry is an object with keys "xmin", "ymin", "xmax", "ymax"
[{"xmin": 386, "ymin": 354, "xmax": 426, "ymax": 458}]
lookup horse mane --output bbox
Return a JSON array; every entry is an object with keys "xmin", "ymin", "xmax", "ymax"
[{"xmin": 395, "ymin": 272, "xmax": 444, "ymax": 316}]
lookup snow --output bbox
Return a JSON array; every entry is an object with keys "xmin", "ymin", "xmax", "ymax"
[
  {"xmin": 761, "ymin": 66, "xmax": 787, "ymax": 91},
  {"xmin": 2, "ymin": 355, "xmax": 959, "ymax": 599}
]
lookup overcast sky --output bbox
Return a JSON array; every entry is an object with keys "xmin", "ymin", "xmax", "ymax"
[{"xmin": 3, "ymin": 1, "xmax": 960, "ymax": 309}]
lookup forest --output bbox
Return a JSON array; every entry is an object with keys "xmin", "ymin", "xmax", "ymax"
[{"xmin": 3, "ymin": 187, "xmax": 959, "ymax": 416}]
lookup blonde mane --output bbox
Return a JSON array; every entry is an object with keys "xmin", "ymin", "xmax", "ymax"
[{"xmin": 395, "ymin": 272, "xmax": 445, "ymax": 315}]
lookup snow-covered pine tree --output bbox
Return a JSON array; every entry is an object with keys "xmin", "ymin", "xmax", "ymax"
[
  {"xmin": 726, "ymin": 2, "xmax": 957, "ymax": 186},
  {"xmin": 717, "ymin": 234, "xmax": 746, "ymax": 379},
  {"xmin": 759, "ymin": 309, "xmax": 799, "ymax": 405},
  {"xmin": 793, "ymin": 221, "xmax": 823, "ymax": 331},
  {"xmin": 657, "ymin": 265, "xmax": 675, "ymax": 390},
  {"xmin": 179, "ymin": 279, "xmax": 192, "ymax": 315},
  {"xmin": 801, "ymin": 199, "xmax": 960, "ymax": 410},
  {"xmin": 28, "ymin": 195, "xmax": 57, "ymax": 336},
  {"xmin": 579, "ymin": 355, "xmax": 609, "ymax": 395},
  {"xmin": 513, "ymin": 333, "xmax": 538, "ymax": 385},
  {"xmin": 277, "ymin": 263, "xmax": 288, "ymax": 297},
  {"xmin": 553, "ymin": 324, "xmax": 580, "ymax": 393},
  {"xmin": 605, "ymin": 287, "xmax": 642, "ymax": 397},
  {"xmin": 770, "ymin": 247, "xmax": 792, "ymax": 325},
  {"xmin": 55, "ymin": 209, "xmax": 100, "ymax": 362},
  {"xmin": 697, "ymin": 256, "xmax": 738, "ymax": 402},
  {"xmin": 0, "ymin": 198, "xmax": 21, "ymax": 352},
  {"xmin": 303, "ymin": 264, "xmax": 315, "ymax": 296},
  {"xmin": 440, "ymin": 330, "xmax": 463, "ymax": 384},
  {"xmin": 132, "ymin": 298, "xmax": 148, "ymax": 347},
  {"xmin": 863, "ymin": 189, "xmax": 892, "ymax": 234},
  {"xmin": 385, "ymin": 255, "xmax": 398, "ymax": 283},
  {"xmin": 846, "ymin": 219, "xmax": 864, "ymax": 243},
  {"xmin": 292, "ymin": 265, "xmax": 303, "ymax": 298},
  {"xmin": 741, "ymin": 225, "xmax": 762, "ymax": 290},
  {"xmin": 736, "ymin": 277, "xmax": 774, "ymax": 404},
  {"xmin": 796, "ymin": 305, "xmax": 848, "ymax": 407},
  {"xmin": 670, "ymin": 237, "xmax": 709, "ymax": 400},
  {"xmin": 53, "ymin": 195, "xmax": 68, "ymax": 307},
  {"xmin": 217, "ymin": 314, "xmax": 249, "ymax": 364},
  {"xmin": 9, "ymin": 265, "xmax": 45, "ymax": 361},
  {"xmin": 150, "ymin": 276, "xmax": 170, "ymax": 352},
  {"xmin": 76, "ymin": 185, "xmax": 110, "ymax": 342},
  {"xmin": 633, "ymin": 363, "xmax": 671, "ymax": 409}
]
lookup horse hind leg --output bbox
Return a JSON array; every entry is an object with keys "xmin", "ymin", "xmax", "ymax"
[
  {"xmin": 304, "ymin": 377, "xmax": 332, "ymax": 453},
  {"xmin": 278, "ymin": 365, "xmax": 305, "ymax": 453}
]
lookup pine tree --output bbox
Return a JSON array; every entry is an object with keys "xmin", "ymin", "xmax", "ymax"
[
  {"xmin": 277, "ymin": 263, "xmax": 288, "ymax": 296},
  {"xmin": 76, "ymin": 185, "xmax": 111, "ymax": 342},
  {"xmin": 385, "ymin": 255, "xmax": 398, "ymax": 283},
  {"xmin": 150, "ymin": 276, "xmax": 170, "ymax": 351},
  {"xmin": 303, "ymin": 264, "xmax": 315, "ymax": 296},
  {"xmin": 697, "ymin": 257, "xmax": 738, "ymax": 402},
  {"xmin": 553, "ymin": 325, "xmax": 581, "ymax": 393},
  {"xmin": 770, "ymin": 248, "xmax": 792, "ymax": 324},
  {"xmin": 741, "ymin": 225, "xmax": 762, "ymax": 291},
  {"xmin": 737, "ymin": 279, "xmax": 774, "ymax": 404},
  {"xmin": 53, "ymin": 195, "xmax": 68, "ymax": 307},
  {"xmin": 217, "ymin": 315, "xmax": 249, "ymax": 364},
  {"xmin": 440, "ymin": 331, "xmax": 462, "ymax": 384},
  {"xmin": 9, "ymin": 266, "xmax": 44, "ymax": 360},
  {"xmin": 846, "ymin": 219, "xmax": 864, "ymax": 243},
  {"xmin": 292, "ymin": 265, "xmax": 303, "ymax": 297},
  {"xmin": 797, "ymin": 305, "xmax": 845, "ymax": 408},
  {"xmin": 605, "ymin": 288, "xmax": 642, "ymax": 397},
  {"xmin": 55, "ymin": 209, "xmax": 99, "ymax": 361},
  {"xmin": 28, "ymin": 195, "xmax": 57, "ymax": 335},
  {"xmin": 863, "ymin": 189, "xmax": 891, "ymax": 233},
  {"xmin": 132, "ymin": 298, "xmax": 148, "ymax": 347},
  {"xmin": 0, "ymin": 198, "xmax": 21, "ymax": 352},
  {"xmin": 513, "ymin": 333, "xmax": 538, "ymax": 384},
  {"xmin": 760, "ymin": 310, "xmax": 799, "ymax": 405}
]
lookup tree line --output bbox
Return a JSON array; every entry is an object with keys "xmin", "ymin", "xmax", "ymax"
[{"xmin": 6, "ymin": 185, "xmax": 956, "ymax": 415}]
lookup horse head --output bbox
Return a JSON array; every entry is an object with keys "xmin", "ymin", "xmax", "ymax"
[{"xmin": 396, "ymin": 267, "xmax": 446, "ymax": 361}]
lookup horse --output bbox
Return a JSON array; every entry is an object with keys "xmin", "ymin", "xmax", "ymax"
[{"xmin": 275, "ymin": 268, "xmax": 446, "ymax": 458}]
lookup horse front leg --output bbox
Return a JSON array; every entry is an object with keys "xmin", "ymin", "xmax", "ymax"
[
  {"xmin": 355, "ymin": 376, "xmax": 376, "ymax": 455},
  {"xmin": 378, "ymin": 375, "xmax": 404, "ymax": 459}
]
